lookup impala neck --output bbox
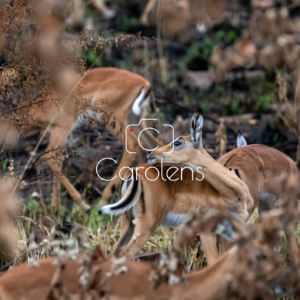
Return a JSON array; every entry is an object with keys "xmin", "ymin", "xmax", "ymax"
[{"xmin": 173, "ymin": 247, "xmax": 237, "ymax": 298}]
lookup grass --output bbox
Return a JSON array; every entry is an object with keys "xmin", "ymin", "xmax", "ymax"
[{"xmin": 17, "ymin": 191, "xmax": 300, "ymax": 274}]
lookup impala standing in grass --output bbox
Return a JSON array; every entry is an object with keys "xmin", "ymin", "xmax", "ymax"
[
  {"xmin": 100, "ymin": 109, "xmax": 252, "ymax": 263},
  {"xmin": 0, "ymin": 67, "xmax": 161, "ymax": 212}
]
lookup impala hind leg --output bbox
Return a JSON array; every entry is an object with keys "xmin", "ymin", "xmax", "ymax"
[
  {"xmin": 113, "ymin": 210, "xmax": 135, "ymax": 257},
  {"xmin": 118, "ymin": 223, "xmax": 155, "ymax": 259},
  {"xmin": 118, "ymin": 213, "xmax": 162, "ymax": 259},
  {"xmin": 285, "ymin": 227, "xmax": 299, "ymax": 269},
  {"xmin": 45, "ymin": 126, "xmax": 90, "ymax": 212}
]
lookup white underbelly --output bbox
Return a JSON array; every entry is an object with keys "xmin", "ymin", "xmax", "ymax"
[
  {"xmin": 162, "ymin": 212, "xmax": 188, "ymax": 227},
  {"xmin": 258, "ymin": 192, "xmax": 277, "ymax": 212}
]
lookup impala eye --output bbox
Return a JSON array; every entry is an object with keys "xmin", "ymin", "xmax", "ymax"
[{"xmin": 174, "ymin": 140, "xmax": 182, "ymax": 147}]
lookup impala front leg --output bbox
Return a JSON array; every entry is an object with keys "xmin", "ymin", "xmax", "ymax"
[
  {"xmin": 200, "ymin": 233, "xmax": 219, "ymax": 265},
  {"xmin": 46, "ymin": 126, "xmax": 90, "ymax": 213}
]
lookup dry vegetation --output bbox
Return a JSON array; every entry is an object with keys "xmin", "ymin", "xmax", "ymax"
[{"xmin": 0, "ymin": 0, "xmax": 300, "ymax": 299}]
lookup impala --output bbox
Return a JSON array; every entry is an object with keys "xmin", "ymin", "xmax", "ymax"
[
  {"xmin": 0, "ymin": 212, "xmax": 288, "ymax": 300},
  {"xmin": 100, "ymin": 109, "xmax": 253, "ymax": 263},
  {"xmin": 0, "ymin": 67, "xmax": 161, "ymax": 212},
  {"xmin": 218, "ymin": 132, "xmax": 299, "ymax": 264},
  {"xmin": 148, "ymin": 109, "xmax": 299, "ymax": 265},
  {"xmin": 140, "ymin": 0, "xmax": 225, "ymax": 37}
]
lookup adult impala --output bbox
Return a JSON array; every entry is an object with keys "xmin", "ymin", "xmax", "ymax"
[
  {"xmin": 100, "ymin": 109, "xmax": 253, "ymax": 263},
  {"xmin": 140, "ymin": 0, "xmax": 226, "ymax": 37},
  {"xmin": 0, "ymin": 67, "xmax": 161, "ymax": 212},
  {"xmin": 218, "ymin": 133, "xmax": 299, "ymax": 263},
  {"xmin": 148, "ymin": 109, "xmax": 299, "ymax": 264}
]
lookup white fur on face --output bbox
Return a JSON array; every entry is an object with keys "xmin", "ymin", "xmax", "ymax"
[{"xmin": 148, "ymin": 157, "xmax": 156, "ymax": 164}]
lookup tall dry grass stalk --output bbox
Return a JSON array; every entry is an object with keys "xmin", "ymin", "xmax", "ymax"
[
  {"xmin": 215, "ymin": 120, "xmax": 227, "ymax": 158},
  {"xmin": 0, "ymin": 178, "xmax": 19, "ymax": 264},
  {"xmin": 156, "ymin": 0, "xmax": 168, "ymax": 84}
]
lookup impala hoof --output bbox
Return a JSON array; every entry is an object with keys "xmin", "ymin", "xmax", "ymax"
[
  {"xmin": 98, "ymin": 199, "xmax": 107, "ymax": 208},
  {"xmin": 82, "ymin": 203, "xmax": 91, "ymax": 214}
]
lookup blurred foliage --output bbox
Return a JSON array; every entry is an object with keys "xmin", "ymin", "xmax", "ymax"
[
  {"xmin": 122, "ymin": 16, "xmax": 139, "ymax": 31},
  {"xmin": 186, "ymin": 29, "xmax": 237, "ymax": 71},
  {"xmin": 26, "ymin": 198, "xmax": 42, "ymax": 221},
  {"xmin": 86, "ymin": 48, "xmax": 103, "ymax": 68}
]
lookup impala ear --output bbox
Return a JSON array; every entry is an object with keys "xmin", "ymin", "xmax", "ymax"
[
  {"xmin": 237, "ymin": 130, "xmax": 247, "ymax": 148},
  {"xmin": 190, "ymin": 108, "xmax": 203, "ymax": 148}
]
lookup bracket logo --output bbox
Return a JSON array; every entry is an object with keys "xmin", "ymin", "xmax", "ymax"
[{"xmin": 125, "ymin": 119, "xmax": 174, "ymax": 154}]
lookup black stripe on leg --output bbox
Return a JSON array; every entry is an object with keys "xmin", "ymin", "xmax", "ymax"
[
  {"xmin": 111, "ymin": 184, "xmax": 116, "ymax": 194},
  {"xmin": 114, "ymin": 209, "xmax": 135, "ymax": 256},
  {"xmin": 140, "ymin": 181, "xmax": 145, "ymax": 214},
  {"xmin": 112, "ymin": 170, "xmax": 138, "ymax": 211}
]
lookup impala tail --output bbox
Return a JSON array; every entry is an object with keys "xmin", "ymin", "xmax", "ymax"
[
  {"xmin": 132, "ymin": 86, "xmax": 163, "ymax": 149},
  {"xmin": 132, "ymin": 87, "xmax": 151, "ymax": 116},
  {"xmin": 99, "ymin": 170, "xmax": 141, "ymax": 215}
]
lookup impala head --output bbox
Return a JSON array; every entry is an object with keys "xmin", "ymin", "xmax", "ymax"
[{"xmin": 148, "ymin": 109, "xmax": 203, "ymax": 165}]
